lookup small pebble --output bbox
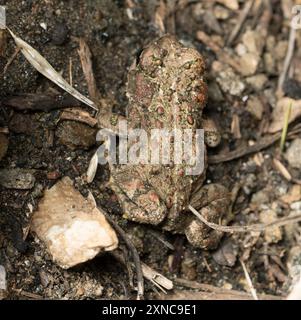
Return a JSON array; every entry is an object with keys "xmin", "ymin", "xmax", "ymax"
[
  {"xmin": 0, "ymin": 168, "xmax": 35, "ymax": 189},
  {"xmin": 51, "ymin": 22, "xmax": 69, "ymax": 45},
  {"xmin": 285, "ymin": 139, "xmax": 301, "ymax": 169}
]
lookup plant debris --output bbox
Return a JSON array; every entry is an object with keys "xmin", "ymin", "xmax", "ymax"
[
  {"xmin": 0, "ymin": 133, "xmax": 8, "ymax": 161},
  {"xmin": 1, "ymin": 93, "xmax": 81, "ymax": 112}
]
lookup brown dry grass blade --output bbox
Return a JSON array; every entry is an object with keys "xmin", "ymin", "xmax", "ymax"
[
  {"xmin": 172, "ymin": 278, "xmax": 282, "ymax": 300},
  {"xmin": 7, "ymin": 28, "xmax": 98, "ymax": 111},
  {"xmin": 77, "ymin": 38, "xmax": 100, "ymax": 103},
  {"xmin": 209, "ymin": 124, "xmax": 301, "ymax": 164},
  {"xmin": 1, "ymin": 93, "xmax": 80, "ymax": 112},
  {"xmin": 189, "ymin": 205, "xmax": 301, "ymax": 233}
]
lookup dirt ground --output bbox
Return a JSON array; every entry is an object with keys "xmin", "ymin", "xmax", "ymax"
[{"xmin": 1, "ymin": 0, "xmax": 301, "ymax": 300}]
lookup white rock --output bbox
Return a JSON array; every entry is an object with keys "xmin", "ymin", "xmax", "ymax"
[
  {"xmin": 238, "ymin": 52, "xmax": 260, "ymax": 76},
  {"xmin": 40, "ymin": 22, "xmax": 47, "ymax": 30},
  {"xmin": 291, "ymin": 201, "xmax": 301, "ymax": 211},
  {"xmin": 213, "ymin": 5, "xmax": 230, "ymax": 20},
  {"xmin": 251, "ymin": 189, "xmax": 269, "ymax": 207},
  {"xmin": 266, "ymin": 35, "xmax": 276, "ymax": 52},
  {"xmin": 285, "ymin": 139, "xmax": 301, "ymax": 169},
  {"xmin": 269, "ymin": 98, "xmax": 301, "ymax": 133},
  {"xmin": 245, "ymin": 74, "xmax": 268, "ymax": 91},
  {"xmin": 235, "ymin": 43, "xmax": 247, "ymax": 56},
  {"xmin": 264, "ymin": 88, "xmax": 277, "ymax": 109},
  {"xmin": 287, "ymin": 246, "xmax": 301, "ymax": 294},
  {"xmin": 31, "ymin": 177, "xmax": 118, "ymax": 269},
  {"xmin": 242, "ymin": 30, "xmax": 265, "ymax": 56},
  {"xmin": 274, "ymin": 40, "xmax": 288, "ymax": 61},
  {"xmin": 259, "ymin": 210, "xmax": 282, "ymax": 244},
  {"xmin": 0, "ymin": 266, "xmax": 6, "ymax": 290},
  {"xmin": 213, "ymin": 61, "xmax": 245, "ymax": 96},
  {"xmin": 216, "ymin": 0, "xmax": 239, "ymax": 10},
  {"xmin": 287, "ymin": 246, "xmax": 301, "ymax": 277},
  {"xmin": 246, "ymin": 96, "xmax": 264, "ymax": 120},
  {"xmin": 264, "ymin": 52, "xmax": 276, "ymax": 74},
  {"xmin": 0, "ymin": 265, "xmax": 7, "ymax": 300},
  {"xmin": 288, "ymin": 276, "xmax": 301, "ymax": 300}
]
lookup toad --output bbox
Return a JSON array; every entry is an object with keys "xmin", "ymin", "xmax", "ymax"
[{"xmin": 98, "ymin": 35, "xmax": 230, "ymax": 249}]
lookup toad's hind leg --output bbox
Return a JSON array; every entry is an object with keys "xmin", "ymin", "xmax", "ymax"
[
  {"xmin": 110, "ymin": 166, "xmax": 167, "ymax": 225},
  {"xmin": 185, "ymin": 184, "xmax": 231, "ymax": 249}
]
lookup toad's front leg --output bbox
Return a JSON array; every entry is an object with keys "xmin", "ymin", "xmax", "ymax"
[{"xmin": 185, "ymin": 183, "xmax": 231, "ymax": 249}]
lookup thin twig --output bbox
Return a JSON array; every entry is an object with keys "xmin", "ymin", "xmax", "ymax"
[
  {"xmin": 174, "ymin": 278, "xmax": 282, "ymax": 300},
  {"xmin": 60, "ymin": 108, "xmax": 98, "ymax": 127},
  {"xmin": 13, "ymin": 289, "xmax": 44, "ymax": 300},
  {"xmin": 110, "ymin": 249, "xmax": 135, "ymax": 289},
  {"xmin": 69, "ymin": 57, "xmax": 73, "ymax": 87},
  {"xmin": 99, "ymin": 208, "xmax": 144, "ymax": 300},
  {"xmin": 1, "ymin": 47, "xmax": 20, "ymax": 76},
  {"xmin": 280, "ymin": 102, "xmax": 292, "ymax": 152},
  {"xmin": 278, "ymin": 26, "xmax": 296, "ymax": 95},
  {"xmin": 1, "ymin": 93, "xmax": 81, "ymax": 112},
  {"xmin": 227, "ymin": 0, "xmax": 255, "ymax": 46},
  {"xmin": 208, "ymin": 124, "xmax": 301, "ymax": 164},
  {"xmin": 111, "ymin": 250, "xmax": 173, "ymax": 293},
  {"xmin": 189, "ymin": 205, "xmax": 301, "ymax": 233},
  {"xmin": 78, "ymin": 38, "xmax": 100, "ymax": 104},
  {"xmin": 273, "ymin": 158, "xmax": 292, "ymax": 181},
  {"xmin": 148, "ymin": 229, "xmax": 175, "ymax": 250},
  {"xmin": 240, "ymin": 259, "xmax": 259, "ymax": 300}
]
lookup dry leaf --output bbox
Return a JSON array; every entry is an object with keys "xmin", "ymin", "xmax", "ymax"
[
  {"xmin": 86, "ymin": 152, "xmax": 99, "ymax": 183},
  {"xmin": 77, "ymin": 38, "xmax": 100, "ymax": 102},
  {"xmin": 7, "ymin": 29, "xmax": 97, "ymax": 111}
]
